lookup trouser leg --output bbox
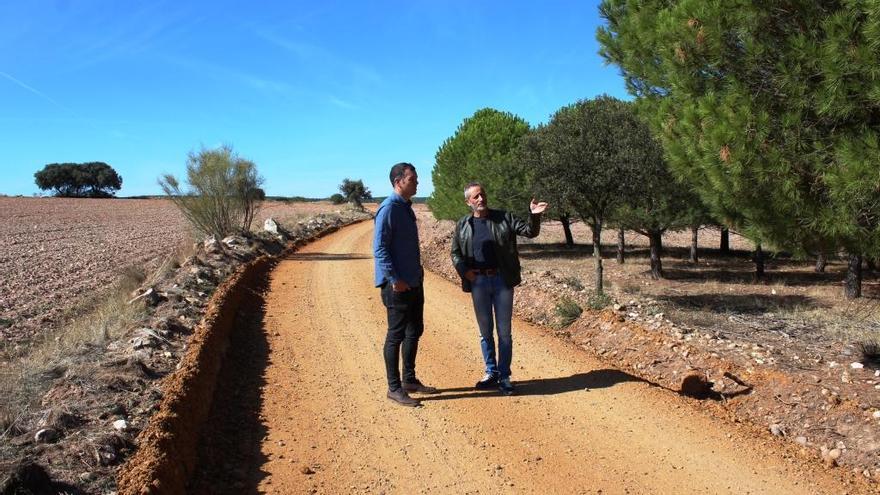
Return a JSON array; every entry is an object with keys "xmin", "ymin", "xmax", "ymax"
[
  {"xmin": 493, "ymin": 278, "xmax": 514, "ymax": 380},
  {"xmin": 382, "ymin": 284, "xmax": 409, "ymax": 390},
  {"xmin": 470, "ymin": 275, "xmax": 498, "ymax": 375},
  {"xmin": 401, "ymin": 286, "xmax": 424, "ymax": 383}
]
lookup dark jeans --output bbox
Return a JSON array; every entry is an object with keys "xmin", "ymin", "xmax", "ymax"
[{"xmin": 380, "ymin": 283, "xmax": 424, "ymax": 391}]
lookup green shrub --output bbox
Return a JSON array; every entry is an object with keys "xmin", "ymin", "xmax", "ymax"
[
  {"xmin": 587, "ymin": 292, "xmax": 613, "ymax": 310},
  {"xmin": 555, "ymin": 297, "xmax": 583, "ymax": 327},
  {"xmin": 159, "ymin": 145, "xmax": 264, "ymax": 238}
]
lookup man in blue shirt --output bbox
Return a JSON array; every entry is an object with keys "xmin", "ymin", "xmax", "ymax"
[{"xmin": 373, "ymin": 162, "xmax": 437, "ymax": 407}]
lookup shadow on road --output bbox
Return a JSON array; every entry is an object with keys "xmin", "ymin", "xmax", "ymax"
[
  {"xmin": 188, "ymin": 271, "xmax": 272, "ymax": 494},
  {"xmin": 420, "ymin": 369, "xmax": 646, "ymax": 402},
  {"xmin": 285, "ymin": 251, "xmax": 371, "ymax": 261}
]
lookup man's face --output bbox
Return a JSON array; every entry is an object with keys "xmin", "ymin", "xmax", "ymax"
[
  {"xmin": 465, "ymin": 186, "xmax": 488, "ymax": 212},
  {"xmin": 396, "ymin": 168, "xmax": 418, "ymax": 199}
]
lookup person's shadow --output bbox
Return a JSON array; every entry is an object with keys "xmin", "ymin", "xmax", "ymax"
[{"xmin": 420, "ymin": 369, "xmax": 645, "ymax": 401}]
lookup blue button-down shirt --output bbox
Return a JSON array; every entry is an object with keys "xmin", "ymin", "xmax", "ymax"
[{"xmin": 373, "ymin": 193, "xmax": 423, "ymax": 288}]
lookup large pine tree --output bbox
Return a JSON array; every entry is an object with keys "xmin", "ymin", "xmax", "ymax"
[{"xmin": 597, "ymin": 0, "xmax": 880, "ymax": 298}]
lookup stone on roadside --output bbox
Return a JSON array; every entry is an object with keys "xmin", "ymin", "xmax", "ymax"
[
  {"xmin": 264, "ymin": 218, "xmax": 279, "ymax": 234},
  {"xmin": 34, "ymin": 428, "xmax": 59, "ymax": 444},
  {"xmin": 112, "ymin": 419, "xmax": 128, "ymax": 431},
  {"xmin": 769, "ymin": 424, "xmax": 783, "ymax": 436}
]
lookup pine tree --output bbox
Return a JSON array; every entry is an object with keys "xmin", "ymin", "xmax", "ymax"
[
  {"xmin": 597, "ymin": 0, "xmax": 880, "ymax": 298},
  {"xmin": 428, "ymin": 108, "xmax": 532, "ymax": 220}
]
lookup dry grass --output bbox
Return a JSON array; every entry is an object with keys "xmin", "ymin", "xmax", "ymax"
[{"xmin": 0, "ymin": 241, "xmax": 195, "ymax": 439}]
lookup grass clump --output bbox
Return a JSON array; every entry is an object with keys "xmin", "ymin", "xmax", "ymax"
[
  {"xmin": 561, "ymin": 276, "xmax": 584, "ymax": 291},
  {"xmin": 555, "ymin": 297, "xmax": 583, "ymax": 328},
  {"xmin": 587, "ymin": 292, "xmax": 613, "ymax": 310}
]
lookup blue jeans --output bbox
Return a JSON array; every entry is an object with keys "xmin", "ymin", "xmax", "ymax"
[{"xmin": 470, "ymin": 274, "xmax": 514, "ymax": 380}]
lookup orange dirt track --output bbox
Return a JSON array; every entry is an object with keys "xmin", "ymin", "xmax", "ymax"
[{"xmin": 196, "ymin": 220, "xmax": 862, "ymax": 494}]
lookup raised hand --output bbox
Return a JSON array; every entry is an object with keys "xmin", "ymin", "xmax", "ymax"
[{"xmin": 529, "ymin": 198, "xmax": 549, "ymax": 214}]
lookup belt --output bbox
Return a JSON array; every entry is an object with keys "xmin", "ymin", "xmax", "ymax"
[{"xmin": 474, "ymin": 268, "xmax": 498, "ymax": 276}]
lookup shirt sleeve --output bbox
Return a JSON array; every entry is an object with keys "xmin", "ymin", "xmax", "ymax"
[{"xmin": 372, "ymin": 204, "xmax": 397, "ymax": 284}]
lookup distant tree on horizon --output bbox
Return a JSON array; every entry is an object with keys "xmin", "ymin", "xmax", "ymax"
[
  {"xmin": 338, "ymin": 178, "xmax": 371, "ymax": 209},
  {"xmin": 34, "ymin": 162, "xmax": 122, "ymax": 198}
]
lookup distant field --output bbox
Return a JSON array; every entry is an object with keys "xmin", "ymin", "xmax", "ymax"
[{"xmin": 0, "ymin": 197, "xmax": 344, "ymax": 344}]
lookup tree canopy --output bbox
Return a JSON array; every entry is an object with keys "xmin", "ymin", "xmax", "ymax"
[
  {"xmin": 534, "ymin": 96, "xmax": 659, "ymax": 292},
  {"xmin": 34, "ymin": 162, "xmax": 122, "ymax": 198},
  {"xmin": 338, "ymin": 178, "xmax": 372, "ymax": 209},
  {"xmin": 597, "ymin": 0, "xmax": 880, "ymax": 296},
  {"xmin": 428, "ymin": 108, "xmax": 532, "ymax": 220}
]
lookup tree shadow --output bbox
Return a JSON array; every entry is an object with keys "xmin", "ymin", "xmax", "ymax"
[
  {"xmin": 655, "ymin": 293, "xmax": 823, "ymax": 314},
  {"xmin": 419, "ymin": 369, "xmax": 647, "ymax": 402},
  {"xmin": 662, "ymin": 267, "xmax": 846, "ymax": 286},
  {"xmin": 284, "ymin": 252, "xmax": 371, "ymax": 261},
  {"xmin": 188, "ymin": 272, "xmax": 271, "ymax": 494},
  {"xmin": 517, "ymin": 242, "xmax": 758, "ymax": 262}
]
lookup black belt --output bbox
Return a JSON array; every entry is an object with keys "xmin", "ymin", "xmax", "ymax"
[{"xmin": 474, "ymin": 268, "xmax": 498, "ymax": 276}]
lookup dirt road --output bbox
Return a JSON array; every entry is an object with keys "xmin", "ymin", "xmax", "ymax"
[{"xmin": 192, "ymin": 221, "xmax": 860, "ymax": 494}]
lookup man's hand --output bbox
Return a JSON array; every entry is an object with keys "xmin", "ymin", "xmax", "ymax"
[
  {"xmin": 392, "ymin": 279, "xmax": 411, "ymax": 292},
  {"xmin": 464, "ymin": 269, "xmax": 478, "ymax": 282},
  {"xmin": 529, "ymin": 198, "xmax": 549, "ymax": 214}
]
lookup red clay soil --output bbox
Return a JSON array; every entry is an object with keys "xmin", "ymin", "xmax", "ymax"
[{"xmin": 115, "ymin": 222, "xmax": 361, "ymax": 495}]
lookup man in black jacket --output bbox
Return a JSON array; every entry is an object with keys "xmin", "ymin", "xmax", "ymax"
[{"xmin": 451, "ymin": 182, "xmax": 547, "ymax": 395}]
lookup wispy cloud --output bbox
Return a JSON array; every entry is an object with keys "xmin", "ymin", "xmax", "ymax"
[
  {"xmin": 159, "ymin": 54, "xmax": 298, "ymax": 97},
  {"xmin": 254, "ymin": 29, "xmax": 383, "ymax": 87},
  {"xmin": 0, "ymin": 71, "xmax": 64, "ymax": 108},
  {"xmin": 328, "ymin": 96, "xmax": 358, "ymax": 110}
]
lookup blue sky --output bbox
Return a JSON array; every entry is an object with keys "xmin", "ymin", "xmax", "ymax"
[{"xmin": 0, "ymin": 1, "xmax": 628, "ymax": 198}]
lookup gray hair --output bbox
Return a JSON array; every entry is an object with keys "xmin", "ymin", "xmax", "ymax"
[{"xmin": 464, "ymin": 181, "xmax": 483, "ymax": 199}]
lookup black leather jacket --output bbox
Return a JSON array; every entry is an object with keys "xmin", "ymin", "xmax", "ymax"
[{"xmin": 451, "ymin": 208, "xmax": 541, "ymax": 292}]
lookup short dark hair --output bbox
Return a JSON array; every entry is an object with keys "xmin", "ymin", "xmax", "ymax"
[{"xmin": 389, "ymin": 162, "xmax": 416, "ymax": 186}]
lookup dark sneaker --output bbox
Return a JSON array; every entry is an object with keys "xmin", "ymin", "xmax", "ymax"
[
  {"xmin": 387, "ymin": 388, "xmax": 420, "ymax": 407},
  {"xmin": 498, "ymin": 378, "xmax": 515, "ymax": 396},
  {"xmin": 475, "ymin": 373, "xmax": 499, "ymax": 390},
  {"xmin": 402, "ymin": 379, "xmax": 439, "ymax": 394}
]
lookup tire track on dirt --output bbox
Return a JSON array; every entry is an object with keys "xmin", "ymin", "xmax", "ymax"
[{"xmin": 198, "ymin": 221, "xmax": 862, "ymax": 494}]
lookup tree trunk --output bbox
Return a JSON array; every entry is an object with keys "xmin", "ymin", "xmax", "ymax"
[
  {"xmin": 720, "ymin": 227, "xmax": 730, "ymax": 254},
  {"xmin": 649, "ymin": 230, "xmax": 663, "ymax": 279},
  {"xmin": 815, "ymin": 253, "xmax": 827, "ymax": 273},
  {"xmin": 845, "ymin": 253, "xmax": 863, "ymax": 299},
  {"xmin": 689, "ymin": 226, "xmax": 698, "ymax": 264},
  {"xmin": 560, "ymin": 213, "xmax": 574, "ymax": 247},
  {"xmin": 592, "ymin": 221, "xmax": 604, "ymax": 294},
  {"xmin": 754, "ymin": 243, "xmax": 765, "ymax": 278},
  {"xmin": 617, "ymin": 228, "xmax": 625, "ymax": 264}
]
